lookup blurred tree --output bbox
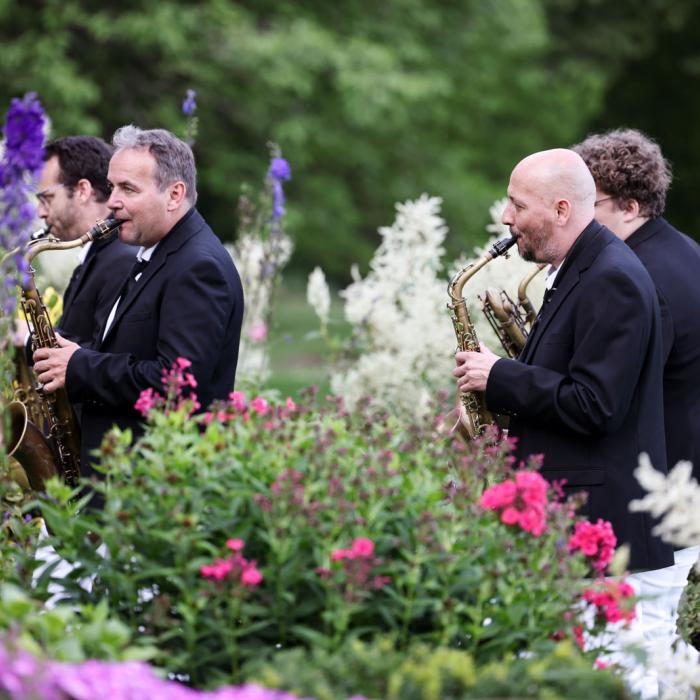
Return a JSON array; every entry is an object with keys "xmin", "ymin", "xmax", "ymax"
[{"xmin": 2, "ymin": 0, "xmax": 694, "ymax": 281}]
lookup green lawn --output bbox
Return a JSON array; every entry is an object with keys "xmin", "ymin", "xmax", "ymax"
[{"xmin": 265, "ymin": 274, "xmax": 349, "ymax": 399}]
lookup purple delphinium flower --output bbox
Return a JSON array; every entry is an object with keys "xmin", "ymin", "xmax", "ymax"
[
  {"xmin": 267, "ymin": 157, "xmax": 292, "ymax": 221},
  {"xmin": 182, "ymin": 89, "xmax": 197, "ymax": 117},
  {"xmin": 0, "ymin": 92, "xmax": 46, "ymax": 314},
  {"xmin": 182, "ymin": 89, "xmax": 198, "ymax": 147}
]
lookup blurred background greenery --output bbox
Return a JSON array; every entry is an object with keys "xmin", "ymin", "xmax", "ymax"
[
  {"xmin": 3, "ymin": 0, "xmax": 699, "ymax": 283},
  {"xmin": 4, "ymin": 0, "xmax": 699, "ymax": 395}
]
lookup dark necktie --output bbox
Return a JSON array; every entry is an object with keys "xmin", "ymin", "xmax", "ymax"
[
  {"xmin": 542, "ymin": 286, "xmax": 556, "ymax": 305},
  {"xmin": 116, "ymin": 258, "xmax": 150, "ymax": 305}
]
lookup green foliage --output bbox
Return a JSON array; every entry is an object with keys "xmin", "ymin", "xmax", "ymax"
[
  {"xmin": 247, "ymin": 636, "xmax": 633, "ymax": 700},
  {"xmin": 677, "ymin": 558, "xmax": 700, "ymax": 651},
  {"xmin": 0, "ymin": 0, "xmax": 639, "ymax": 281},
  {"xmin": 8, "ymin": 390, "xmax": 602, "ymax": 688},
  {"xmin": 0, "ymin": 583, "xmax": 155, "ymax": 663}
]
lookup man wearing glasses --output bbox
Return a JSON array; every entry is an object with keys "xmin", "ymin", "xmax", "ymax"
[
  {"xmin": 35, "ymin": 136, "xmax": 135, "ymax": 347},
  {"xmin": 574, "ymin": 129, "xmax": 700, "ymax": 481}
]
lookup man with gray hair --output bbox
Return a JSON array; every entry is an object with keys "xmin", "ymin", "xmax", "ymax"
[
  {"xmin": 454, "ymin": 148, "xmax": 673, "ymax": 571},
  {"xmin": 34, "ymin": 126, "xmax": 244, "ymax": 478},
  {"xmin": 573, "ymin": 128, "xmax": 700, "ymax": 480}
]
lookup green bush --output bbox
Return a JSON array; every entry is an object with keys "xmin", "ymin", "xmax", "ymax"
[
  {"xmin": 13, "ymin": 385, "xmax": 606, "ymax": 687},
  {"xmin": 247, "ymin": 636, "xmax": 634, "ymax": 700},
  {"xmin": 0, "ymin": 583, "xmax": 154, "ymax": 663},
  {"xmin": 677, "ymin": 558, "xmax": 700, "ymax": 651}
]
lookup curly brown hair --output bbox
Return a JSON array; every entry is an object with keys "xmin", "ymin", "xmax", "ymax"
[{"xmin": 572, "ymin": 128, "xmax": 671, "ymax": 218}]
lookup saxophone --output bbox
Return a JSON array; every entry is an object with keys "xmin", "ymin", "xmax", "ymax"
[
  {"xmin": 6, "ymin": 217, "xmax": 122, "ymax": 491},
  {"xmin": 447, "ymin": 235, "xmax": 517, "ymax": 439},
  {"xmin": 480, "ymin": 263, "xmax": 546, "ymax": 358}
]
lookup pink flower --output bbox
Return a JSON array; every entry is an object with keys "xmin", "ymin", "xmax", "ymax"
[
  {"xmin": 285, "ymin": 397, "xmax": 296, "ymax": 411},
  {"xmin": 248, "ymin": 321, "xmax": 268, "ymax": 343},
  {"xmin": 226, "ymin": 538, "xmax": 244, "ymax": 552},
  {"xmin": 241, "ymin": 566, "xmax": 263, "ymax": 586},
  {"xmin": 500, "ymin": 507, "xmax": 520, "ymax": 525},
  {"xmin": 228, "ymin": 391, "xmax": 247, "ymax": 411},
  {"xmin": 200, "ymin": 558, "xmax": 234, "ymax": 581},
  {"xmin": 582, "ymin": 578, "xmax": 636, "ymax": 624},
  {"xmin": 134, "ymin": 387, "xmax": 161, "ymax": 417},
  {"xmin": 175, "ymin": 357, "xmax": 192, "ymax": 369},
  {"xmin": 480, "ymin": 470, "xmax": 549, "ymax": 536},
  {"xmin": 568, "ymin": 519, "xmax": 617, "ymax": 572},
  {"xmin": 250, "ymin": 396, "xmax": 270, "ymax": 416},
  {"xmin": 480, "ymin": 481, "xmax": 517, "ymax": 509},
  {"xmin": 350, "ymin": 538, "xmax": 375, "ymax": 558},
  {"xmin": 518, "ymin": 507, "xmax": 546, "ymax": 536},
  {"xmin": 331, "ymin": 548, "xmax": 351, "ymax": 561}
]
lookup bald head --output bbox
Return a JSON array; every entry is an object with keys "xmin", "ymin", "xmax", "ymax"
[
  {"xmin": 513, "ymin": 149, "xmax": 596, "ymax": 211},
  {"xmin": 502, "ymin": 149, "xmax": 597, "ymax": 266}
]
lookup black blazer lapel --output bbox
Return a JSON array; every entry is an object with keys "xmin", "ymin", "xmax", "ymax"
[
  {"xmin": 98, "ymin": 208, "xmax": 203, "ymax": 346},
  {"xmin": 519, "ymin": 220, "xmax": 610, "ymax": 364}
]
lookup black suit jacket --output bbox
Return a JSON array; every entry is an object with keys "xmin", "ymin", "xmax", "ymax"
[
  {"xmin": 625, "ymin": 218, "xmax": 700, "ymax": 479},
  {"xmin": 59, "ymin": 233, "xmax": 136, "ymax": 347},
  {"xmin": 486, "ymin": 221, "xmax": 673, "ymax": 570},
  {"xmin": 65, "ymin": 208, "xmax": 244, "ymax": 473}
]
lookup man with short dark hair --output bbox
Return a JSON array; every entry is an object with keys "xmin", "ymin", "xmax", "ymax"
[
  {"xmin": 33, "ymin": 126, "xmax": 244, "ymax": 478},
  {"xmin": 454, "ymin": 148, "xmax": 673, "ymax": 571},
  {"xmin": 573, "ymin": 129, "xmax": 700, "ymax": 479},
  {"xmin": 37, "ymin": 136, "xmax": 135, "ymax": 346}
]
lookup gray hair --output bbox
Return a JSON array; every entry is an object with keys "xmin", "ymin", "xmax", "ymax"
[{"xmin": 112, "ymin": 125, "xmax": 197, "ymax": 204}]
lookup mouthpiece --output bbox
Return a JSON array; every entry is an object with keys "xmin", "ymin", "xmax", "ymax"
[
  {"xmin": 85, "ymin": 216, "xmax": 122, "ymax": 242},
  {"xmin": 489, "ymin": 235, "xmax": 518, "ymax": 258}
]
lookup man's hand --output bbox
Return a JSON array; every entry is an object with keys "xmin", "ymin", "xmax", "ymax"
[
  {"xmin": 453, "ymin": 342, "xmax": 500, "ymax": 393},
  {"xmin": 32, "ymin": 333, "xmax": 80, "ymax": 392}
]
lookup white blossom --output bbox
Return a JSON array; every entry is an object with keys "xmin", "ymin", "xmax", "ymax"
[
  {"xmin": 227, "ymin": 228, "xmax": 294, "ymax": 386},
  {"xmin": 330, "ymin": 194, "xmax": 455, "ymax": 421},
  {"xmin": 630, "ymin": 454, "xmax": 700, "ymax": 549},
  {"xmin": 306, "ymin": 266, "xmax": 330, "ymax": 327},
  {"xmin": 323, "ymin": 194, "xmax": 551, "ymax": 421},
  {"xmin": 646, "ymin": 639, "xmax": 700, "ymax": 700}
]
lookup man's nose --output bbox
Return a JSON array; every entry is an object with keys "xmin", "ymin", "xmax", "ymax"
[
  {"xmin": 106, "ymin": 190, "xmax": 121, "ymax": 210},
  {"xmin": 501, "ymin": 204, "xmax": 513, "ymax": 225}
]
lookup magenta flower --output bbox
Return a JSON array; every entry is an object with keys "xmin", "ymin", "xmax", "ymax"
[
  {"xmin": 480, "ymin": 470, "xmax": 549, "ymax": 536},
  {"xmin": 134, "ymin": 387, "xmax": 160, "ymax": 418},
  {"xmin": 229, "ymin": 391, "xmax": 247, "ymax": 411},
  {"xmin": 350, "ymin": 537, "xmax": 374, "ymax": 557},
  {"xmin": 568, "ymin": 519, "xmax": 617, "ymax": 572},
  {"xmin": 241, "ymin": 566, "xmax": 263, "ymax": 586},
  {"xmin": 582, "ymin": 578, "xmax": 636, "ymax": 624},
  {"xmin": 250, "ymin": 396, "xmax": 270, "ymax": 416}
]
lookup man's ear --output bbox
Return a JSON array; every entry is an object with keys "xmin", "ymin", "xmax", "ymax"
[
  {"xmin": 74, "ymin": 178, "xmax": 93, "ymax": 204},
  {"xmin": 555, "ymin": 198, "xmax": 572, "ymax": 225},
  {"xmin": 166, "ymin": 181, "xmax": 187, "ymax": 211},
  {"xmin": 621, "ymin": 198, "xmax": 641, "ymax": 223}
]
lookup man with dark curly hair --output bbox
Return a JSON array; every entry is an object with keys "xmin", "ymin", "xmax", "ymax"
[{"xmin": 573, "ymin": 128, "xmax": 700, "ymax": 480}]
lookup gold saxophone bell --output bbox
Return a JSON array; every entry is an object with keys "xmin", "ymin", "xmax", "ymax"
[{"xmin": 6, "ymin": 401, "xmax": 58, "ymax": 492}]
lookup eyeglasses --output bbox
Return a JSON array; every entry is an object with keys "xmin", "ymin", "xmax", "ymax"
[
  {"xmin": 594, "ymin": 196, "xmax": 615, "ymax": 207},
  {"xmin": 36, "ymin": 183, "xmax": 67, "ymax": 207}
]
